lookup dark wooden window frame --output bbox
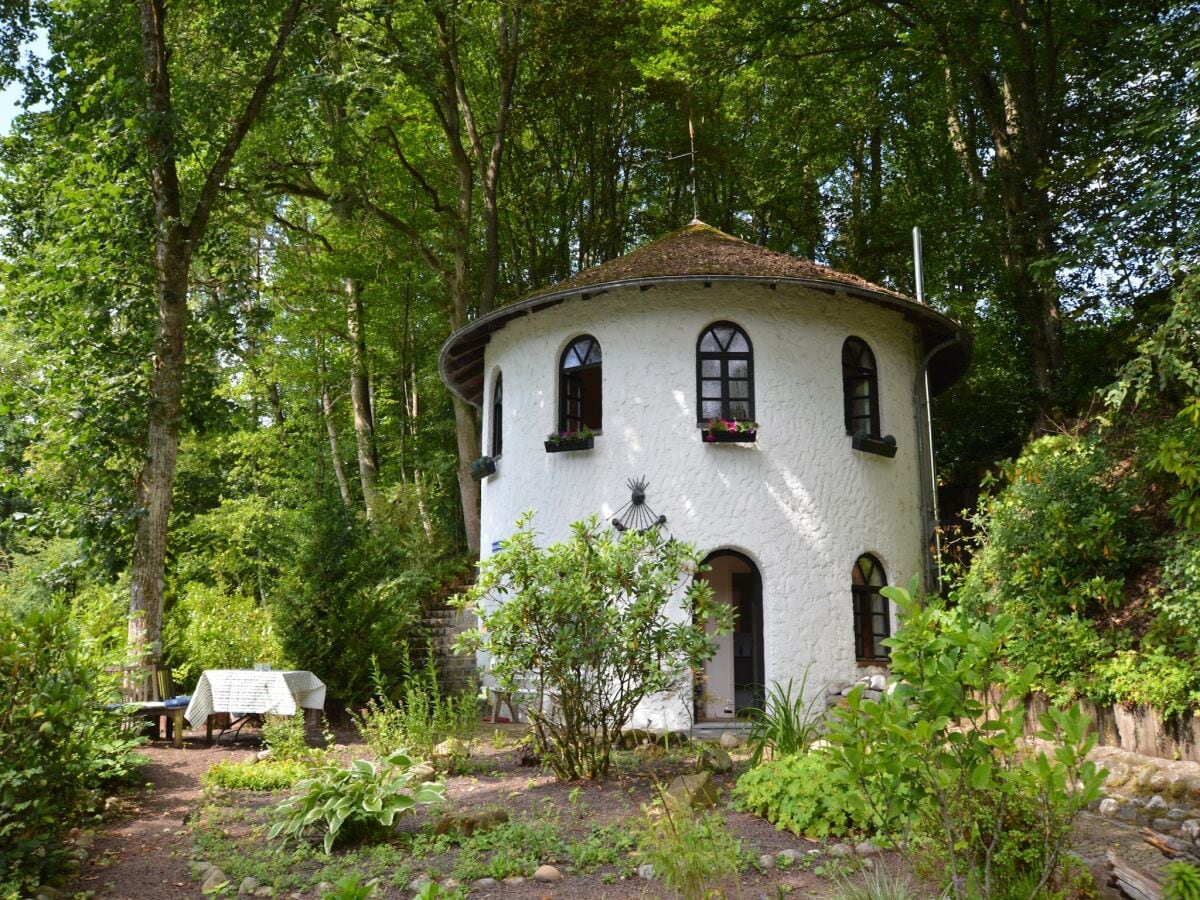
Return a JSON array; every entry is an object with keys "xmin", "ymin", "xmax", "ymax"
[
  {"xmin": 696, "ymin": 322, "xmax": 755, "ymax": 424},
  {"xmin": 852, "ymin": 553, "xmax": 890, "ymax": 663},
  {"xmin": 842, "ymin": 337, "xmax": 880, "ymax": 438},
  {"xmin": 490, "ymin": 372, "xmax": 503, "ymax": 457},
  {"xmin": 558, "ymin": 335, "xmax": 602, "ymax": 433}
]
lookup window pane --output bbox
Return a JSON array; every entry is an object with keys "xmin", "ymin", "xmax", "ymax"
[
  {"xmin": 563, "ymin": 347, "xmax": 581, "ymax": 369},
  {"xmin": 701, "ymin": 399, "xmax": 722, "ymax": 418},
  {"xmin": 700, "ymin": 331, "xmax": 721, "ymax": 352},
  {"xmin": 729, "ymin": 400, "xmax": 751, "ymax": 420},
  {"xmin": 714, "ymin": 326, "xmax": 735, "ymax": 348},
  {"xmin": 582, "ymin": 340, "xmax": 601, "ymax": 365},
  {"xmin": 727, "ymin": 332, "xmax": 749, "ymax": 353},
  {"xmin": 701, "ymin": 359, "xmax": 721, "ymax": 378},
  {"xmin": 729, "ymin": 359, "xmax": 749, "ymax": 378},
  {"xmin": 701, "ymin": 379, "xmax": 723, "ymax": 399},
  {"xmin": 729, "ymin": 380, "xmax": 749, "ymax": 399}
]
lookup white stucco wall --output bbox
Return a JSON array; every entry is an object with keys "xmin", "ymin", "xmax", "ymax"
[{"xmin": 476, "ymin": 281, "xmax": 926, "ymax": 730}]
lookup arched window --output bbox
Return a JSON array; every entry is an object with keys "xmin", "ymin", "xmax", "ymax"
[
  {"xmin": 842, "ymin": 337, "xmax": 879, "ymax": 437},
  {"xmin": 559, "ymin": 335, "xmax": 602, "ymax": 433},
  {"xmin": 697, "ymin": 322, "xmax": 754, "ymax": 423},
  {"xmin": 490, "ymin": 373, "xmax": 503, "ymax": 456},
  {"xmin": 852, "ymin": 554, "xmax": 890, "ymax": 662}
]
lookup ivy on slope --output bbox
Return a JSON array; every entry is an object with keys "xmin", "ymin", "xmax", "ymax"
[{"xmin": 956, "ymin": 276, "xmax": 1200, "ymax": 717}]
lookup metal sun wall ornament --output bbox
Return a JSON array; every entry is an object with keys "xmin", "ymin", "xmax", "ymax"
[{"xmin": 611, "ymin": 477, "xmax": 667, "ymax": 534}]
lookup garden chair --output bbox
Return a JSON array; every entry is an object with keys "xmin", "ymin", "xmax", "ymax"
[{"xmin": 105, "ymin": 664, "xmax": 188, "ymax": 749}]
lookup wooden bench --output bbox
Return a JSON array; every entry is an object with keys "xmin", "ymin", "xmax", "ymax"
[{"xmin": 105, "ymin": 664, "xmax": 186, "ymax": 749}]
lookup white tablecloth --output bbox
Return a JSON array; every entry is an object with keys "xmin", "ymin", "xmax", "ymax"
[{"xmin": 184, "ymin": 670, "xmax": 326, "ymax": 727}]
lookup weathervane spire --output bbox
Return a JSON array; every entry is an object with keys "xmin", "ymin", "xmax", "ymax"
[{"xmin": 669, "ymin": 114, "xmax": 701, "ymax": 224}]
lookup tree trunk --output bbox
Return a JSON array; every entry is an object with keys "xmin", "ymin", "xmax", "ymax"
[
  {"xmin": 128, "ymin": 233, "xmax": 189, "ymax": 661},
  {"xmin": 321, "ymin": 381, "xmax": 353, "ymax": 507},
  {"xmin": 451, "ymin": 395, "xmax": 481, "ymax": 555},
  {"xmin": 346, "ymin": 276, "xmax": 382, "ymax": 519}
]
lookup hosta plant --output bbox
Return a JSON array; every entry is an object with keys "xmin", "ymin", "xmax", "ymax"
[{"xmin": 268, "ymin": 750, "xmax": 445, "ymax": 853}]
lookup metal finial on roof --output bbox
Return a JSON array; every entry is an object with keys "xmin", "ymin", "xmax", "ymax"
[
  {"xmin": 668, "ymin": 115, "xmax": 700, "ymax": 224},
  {"xmin": 611, "ymin": 477, "xmax": 667, "ymax": 534}
]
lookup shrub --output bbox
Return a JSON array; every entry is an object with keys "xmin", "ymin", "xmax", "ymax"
[
  {"xmin": 455, "ymin": 514, "xmax": 731, "ymax": 780},
  {"xmin": 269, "ymin": 750, "xmax": 445, "ymax": 853},
  {"xmin": 262, "ymin": 713, "xmax": 312, "ymax": 762},
  {"xmin": 637, "ymin": 802, "xmax": 741, "ymax": 900},
  {"xmin": 352, "ymin": 651, "xmax": 478, "ymax": 762},
  {"xmin": 1164, "ymin": 861, "xmax": 1200, "ymax": 900},
  {"xmin": 0, "ymin": 602, "xmax": 144, "ymax": 894},
  {"xmin": 203, "ymin": 759, "xmax": 310, "ymax": 791},
  {"xmin": 164, "ymin": 582, "xmax": 285, "ymax": 688},
  {"xmin": 732, "ymin": 751, "xmax": 866, "ymax": 838},
  {"xmin": 744, "ymin": 671, "xmax": 825, "ymax": 765},
  {"xmin": 823, "ymin": 584, "xmax": 1106, "ymax": 899}
]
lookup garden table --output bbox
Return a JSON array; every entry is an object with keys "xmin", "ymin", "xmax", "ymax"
[{"xmin": 184, "ymin": 669, "xmax": 326, "ymax": 743}]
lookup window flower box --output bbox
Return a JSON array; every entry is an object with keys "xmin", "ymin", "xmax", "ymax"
[
  {"xmin": 701, "ymin": 418, "xmax": 758, "ymax": 443},
  {"xmin": 852, "ymin": 433, "xmax": 897, "ymax": 458},
  {"xmin": 470, "ymin": 456, "xmax": 497, "ymax": 480},
  {"xmin": 545, "ymin": 428, "xmax": 595, "ymax": 453}
]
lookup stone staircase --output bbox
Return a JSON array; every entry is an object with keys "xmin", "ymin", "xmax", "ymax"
[{"xmin": 420, "ymin": 601, "xmax": 477, "ymax": 696}]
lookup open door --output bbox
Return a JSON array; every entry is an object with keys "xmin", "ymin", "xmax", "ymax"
[{"xmin": 696, "ymin": 551, "xmax": 764, "ymax": 721}]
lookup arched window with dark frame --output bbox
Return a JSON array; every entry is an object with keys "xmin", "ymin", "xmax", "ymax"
[
  {"xmin": 490, "ymin": 372, "xmax": 503, "ymax": 456},
  {"xmin": 852, "ymin": 554, "xmax": 890, "ymax": 662},
  {"xmin": 559, "ymin": 335, "xmax": 602, "ymax": 433},
  {"xmin": 842, "ymin": 337, "xmax": 880, "ymax": 437},
  {"xmin": 697, "ymin": 322, "xmax": 754, "ymax": 423}
]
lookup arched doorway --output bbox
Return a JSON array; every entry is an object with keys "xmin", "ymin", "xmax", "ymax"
[{"xmin": 696, "ymin": 550, "xmax": 764, "ymax": 721}]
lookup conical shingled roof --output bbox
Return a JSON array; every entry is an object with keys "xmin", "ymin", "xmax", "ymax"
[
  {"xmin": 526, "ymin": 221, "xmax": 911, "ymax": 302},
  {"xmin": 440, "ymin": 221, "xmax": 970, "ymax": 405}
]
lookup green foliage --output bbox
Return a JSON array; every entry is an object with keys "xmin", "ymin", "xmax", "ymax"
[
  {"xmin": 637, "ymin": 802, "xmax": 742, "ymax": 900},
  {"xmin": 0, "ymin": 602, "xmax": 144, "ymax": 894},
  {"xmin": 1164, "ymin": 861, "xmax": 1200, "ymax": 900},
  {"xmin": 203, "ymin": 759, "xmax": 310, "ymax": 792},
  {"xmin": 165, "ymin": 583, "xmax": 285, "ymax": 689},
  {"xmin": 262, "ymin": 714, "xmax": 313, "ymax": 762},
  {"xmin": 732, "ymin": 751, "xmax": 866, "ymax": 839},
  {"xmin": 823, "ymin": 585, "xmax": 1106, "ymax": 899},
  {"xmin": 455, "ymin": 513, "xmax": 731, "ymax": 780},
  {"xmin": 269, "ymin": 750, "xmax": 445, "ymax": 854},
  {"xmin": 448, "ymin": 817, "xmax": 568, "ymax": 882},
  {"xmin": 352, "ymin": 651, "xmax": 477, "ymax": 763},
  {"xmin": 827, "ymin": 866, "xmax": 922, "ymax": 900},
  {"xmin": 744, "ymin": 671, "xmax": 825, "ymax": 765}
]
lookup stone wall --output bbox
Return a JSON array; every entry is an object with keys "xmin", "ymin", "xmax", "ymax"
[{"xmin": 1024, "ymin": 693, "xmax": 1200, "ymax": 764}]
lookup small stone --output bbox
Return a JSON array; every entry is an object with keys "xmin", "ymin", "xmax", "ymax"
[
  {"xmin": 471, "ymin": 878, "xmax": 498, "ymax": 889},
  {"xmin": 758, "ymin": 853, "xmax": 777, "ymax": 869},
  {"xmin": 33, "ymin": 888, "xmax": 63, "ymax": 900},
  {"xmin": 254, "ymin": 889, "xmax": 273, "ymax": 898},
  {"xmin": 637, "ymin": 864, "xmax": 655, "ymax": 879},
  {"xmin": 869, "ymin": 675, "xmax": 887, "ymax": 691},
  {"xmin": 407, "ymin": 877, "xmax": 433, "ymax": 893},
  {"xmin": 1147, "ymin": 794, "xmax": 1168, "ymax": 811},
  {"xmin": 718, "ymin": 731, "xmax": 742, "ymax": 750},
  {"xmin": 238, "ymin": 875, "xmax": 259, "ymax": 895},
  {"xmin": 828, "ymin": 843, "xmax": 853, "ymax": 858},
  {"xmin": 665, "ymin": 772, "xmax": 719, "ymax": 810},
  {"xmin": 826, "ymin": 681, "xmax": 850, "ymax": 696},
  {"xmin": 840, "ymin": 686, "xmax": 854, "ymax": 697},
  {"xmin": 861, "ymin": 689, "xmax": 882, "ymax": 702},
  {"xmin": 411, "ymin": 763, "xmax": 436, "ymax": 779},
  {"xmin": 661, "ymin": 730, "xmax": 691, "ymax": 748},
  {"xmin": 502, "ymin": 876, "xmax": 525, "ymax": 885},
  {"xmin": 202, "ymin": 869, "xmax": 230, "ymax": 894},
  {"xmin": 855, "ymin": 840, "xmax": 883, "ymax": 857},
  {"xmin": 699, "ymin": 744, "xmax": 733, "ymax": 773},
  {"xmin": 532, "ymin": 864, "xmax": 562, "ymax": 883},
  {"xmin": 776, "ymin": 849, "xmax": 802, "ymax": 864},
  {"xmin": 194, "ymin": 861, "xmax": 214, "ymax": 876},
  {"xmin": 316, "ymin": 882, "xmax": 335, "ymax": 896},
  {"xmin": 861, "ymin": 857, "xmax": 874, "ymax": 869},
  {"xmin": 1116, "ymin": 802, "xmax": 1141, "ymax": 823},
  {"xmin": 1099, "ymin": 798, "xmax": 1120, "ymax": 817},
  {"xmin": 1181, "ymin": 820, "xmax": 1200, "ymax": 840},
  {"xmin": 1151, "ymin": 818, "xmax": 1177, "ymax": 833},
  {"xmin": 434, "ymin": 737, "xmax": 469, "ymax": 757},
  {"xmin": 1167, "ymin": 808, "xmax": 1190, "ymax": 821},
  {"xmin": 69, "ymin": 847, "xmax": 88, "ymax": 862},
  {"xmin": 74, "ymin": 832, "xmax": 95, "ymax": 849},
  {"xmin": 256, "ymin": 749, "xmax": 273, "ymax": 761}
]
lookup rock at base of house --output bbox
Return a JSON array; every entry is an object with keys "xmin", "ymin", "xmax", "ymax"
[
  {"xmin": 533, "ymin": 864, "xmax": 562, "ymax": 883},
  {"xmin": 201, "ymin": 869, "xmax": 230, "ymax": 894},
  {"xmin": 698, "ymin": 744, "xmax": 733, "ymax": 773},
  {"xmin": 637, "ymin": 863, "xmax": 655, "ymax": 879},
  {"xmin": 666, "ymin": 772, "xmax": 719, "ymax": 810},
  {"xmin": 719, "ymin": 731, "xmax": 743, "ymax": 750}
]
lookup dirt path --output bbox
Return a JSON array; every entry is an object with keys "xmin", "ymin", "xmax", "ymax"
[{"xmin": 68, "ymin": 734, "xmax": 255, "ymax": 899}]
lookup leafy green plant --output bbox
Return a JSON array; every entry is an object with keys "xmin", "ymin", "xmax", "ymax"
[
  {"xmin": 321, "ymin": 874, "xmax": 376, "ymax": 899},
  {"xmin": 744, "ymin": 670, "xmax": 825, "ymax": 765},
  {"xmin": 203, "ymin": 759, "xmax": 310, "ymax": 791},
  {"xmin": 352, "ymin": 650, "xmax": 478, "ymax": 763},
  {"xmin": 637, "ymin": 799, "xmax": 742, "ymax": 899},
  {"xmin": 269, "ymin": 750, "xmax": 445, "ymax": 853},
  {"xmin": 732, "ymin": 750, "xmax": 867, "ymax": 838},
  {"xmin": 455, "ymin": 513, "xmax": 732, "ymax": 779},
  {"xmin": 262, "ymin": 713, "xmax": 312, "ymax": 762},
  {"xmin": 1165, "ymin": 861, "xmax": 1200, "ymax": 900},
  {"xmin": 824, "ymin": 584, "xmax": 1107, "ymax": 899},
  {"xmin": 164, "ymin": 582, "xmax": 286, "ymax": 689}
]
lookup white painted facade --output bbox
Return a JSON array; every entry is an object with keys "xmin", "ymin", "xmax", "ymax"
[{"xmin": 473, "ymin": 281, "xmax": 925, "ymax": 730}]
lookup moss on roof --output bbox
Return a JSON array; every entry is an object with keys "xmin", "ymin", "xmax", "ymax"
[{"xmin": 524, "ymin": 220, "xmax": 911, "ymax": 301}]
